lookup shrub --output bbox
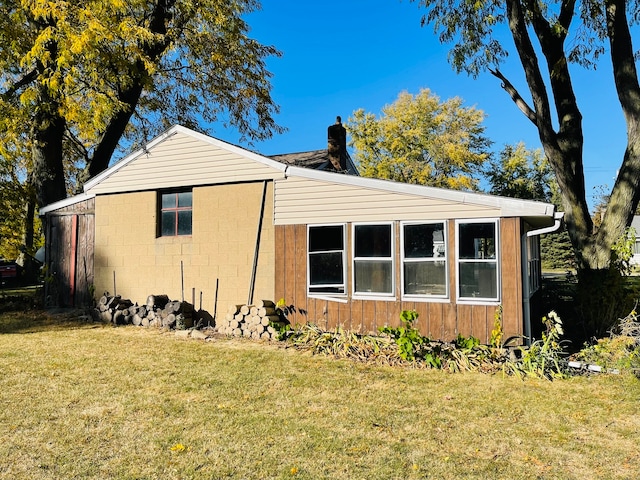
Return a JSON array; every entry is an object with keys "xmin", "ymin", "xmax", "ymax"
[
  {"xmin": 574, "ymin": 309, "xmax": 640, "ymax": 372},
  {"xmin": 285, "ymin": 309, "xmax": 580, "ymax": 381}
]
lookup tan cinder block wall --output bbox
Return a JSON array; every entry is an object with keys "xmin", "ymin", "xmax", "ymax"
[{"xmin": 94, "ymin": 182, "xmax": 275, "ymax": 314}]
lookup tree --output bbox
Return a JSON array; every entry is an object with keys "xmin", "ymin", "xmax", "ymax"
[
  {"xmin": 412, "ymin": 0, "xmax": 640, "ymax": 274},
  {"xmin": 0, "ymin": 0, "xmax": 282, "ymax": 214},
  {"xmin": 0, "ymin": 131, "xmax": 37, "ymax": 262},
  {"xmin": 541, "ymin": 179, "xmax": 576, "ymax": 271},
  {"xmin": 485, "ymin": 142, "xmax": 551, "ymax": 201},
  {"xmin": 0, "ymin": 179, "xmax": 31, "ymax": 261},
  {"xmin": 346, "ymin": 89, "xmax": 491, "ymax": 190},
  {"xmin": 486, "ymin": 142, "xmax": 576, "ymax": 270}
]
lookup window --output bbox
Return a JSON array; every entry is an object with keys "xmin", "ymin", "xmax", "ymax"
[
  {"xmin": 457, "ymin": 220, "xmax": 499, "ymax": 301},
  {"xmin": 353, "ymin": 223, "xmax": 394, "ymax": 296},
  {"xmin": 160, "ymin": 191, "xmax": 192, "ymax": 236},
  {"xmin": 308, "ymin": 225, "xmax": 346, "ymax": 294},
  {"xmin": 527, "ymin": 235, "xmax": 541, "ymax": 295},
  {"xmin": 402, "ymin": 222, "xmax": 447, "ymax": 298}
]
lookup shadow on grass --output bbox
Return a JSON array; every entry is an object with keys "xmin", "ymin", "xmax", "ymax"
[
  {"xmin": 0, "ymin": 287, "xmax": 99, "ymax": 334},
  {"xmin": 0, "ymin": 309, "xmax": 102, "ymax": 334}
]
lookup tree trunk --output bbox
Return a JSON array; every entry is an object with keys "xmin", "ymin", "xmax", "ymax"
[
  {"xmin": 574, "ymin": 268, "xmax": 635, "ymax": 341},
  {"xmin": 76, "ymin": 0, "xmax": 176, "ymax": 190},
  {"xmin": 31, "ymin": 100, "xmax": 67, "ymax": 209}
]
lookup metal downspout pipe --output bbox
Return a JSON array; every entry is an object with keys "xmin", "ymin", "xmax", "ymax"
[{"xmin": 522, "ymin": 212, "xmax": 564, "ymax": 345}]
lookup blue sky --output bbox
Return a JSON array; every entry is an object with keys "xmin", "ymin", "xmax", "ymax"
[{"xmin": 214, "ymin": 0, "xmax": 626, "ymax": 211}]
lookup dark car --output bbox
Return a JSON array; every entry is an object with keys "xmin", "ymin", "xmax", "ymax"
[{"xmin": 0, "ymin": 258, "xmax": 21, "ymax": 287}]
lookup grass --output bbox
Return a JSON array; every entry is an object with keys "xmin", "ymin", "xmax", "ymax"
[{"xmin": 1, "ymin": 310, "xmax": 639, "ymax": 479}]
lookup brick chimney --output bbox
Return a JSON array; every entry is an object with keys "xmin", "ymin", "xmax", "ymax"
[{"xmin": 327, "ymin": 116, "xmax": 347, "ymax": 171}]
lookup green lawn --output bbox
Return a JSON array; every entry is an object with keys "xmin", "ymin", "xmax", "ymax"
[{"xmin": 1, "ymin": 310, "xmax": 639, "ymax": 479}]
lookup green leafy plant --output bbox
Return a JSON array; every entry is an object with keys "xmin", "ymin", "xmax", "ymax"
[
  {"xmin": 270, "ymin": 298, "xmax": 295, "ymax": 340},
  {"xmin": 271, "ymin": 321, "xmax": 292, "ymax": 341},
  {"xmin": 454, "ymin": 333, "xmax": 480, "ymax": 350},
  {"xmin": 379, "ymin": 310, "xmax": 426, "ymax": 362}
]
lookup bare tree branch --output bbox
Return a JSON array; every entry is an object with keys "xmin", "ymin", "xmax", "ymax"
[
  {"xmin": 489, "ymin": 68, "xmax": 537, "ymax": 124},
  {"xmin": 1, "ymin": 69, "xmax": 37, "ymax": 100}
]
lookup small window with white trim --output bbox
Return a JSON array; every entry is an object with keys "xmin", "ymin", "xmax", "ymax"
[
  {"xmin": 402, "ymin": 222, "xmax": 448, "ymax": 298},
  {"xmin": 457, "ymin": 220, "xmax": 499, "ymax": 301},
  {"xmin": 353, "ymin": 223, "xmax": 394, "ymax": 296},
  {"xmin": 308, "ymin": 225, "xmax": 346, "ymax": 295}
]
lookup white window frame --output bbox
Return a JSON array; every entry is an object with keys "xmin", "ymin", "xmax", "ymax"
[
  {"xmin": 455, "ymin": 218, "xmax": 500, "ymax": 304},
  {"xmin": 307, "ymin": 224, "xmax": 347, "ymax": 298},
  {"xmin": 400, "ymin": 221, "xmax": 449, "ymax": 301},
  {"xmin": 352, "ymin": 222, "xmax": 395, "ymax": 300},
  {"xmin": 527, "ymin": 235, "xmax": 541, "ymax": 295}
]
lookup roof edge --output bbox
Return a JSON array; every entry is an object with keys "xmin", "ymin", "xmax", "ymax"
[{"xmin": 39, "ymin": 192, "xmax": 96, "ymax": 216}]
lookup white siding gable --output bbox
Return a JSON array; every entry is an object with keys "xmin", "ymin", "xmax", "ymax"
[{"xmin": 85, "ymin": 126, "xmax": 286, "ymax": 195}]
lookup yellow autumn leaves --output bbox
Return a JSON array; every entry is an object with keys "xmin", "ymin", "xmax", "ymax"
[{"xmin": 347, "ymin": 88, "xmax": 490, "ymax": 190}]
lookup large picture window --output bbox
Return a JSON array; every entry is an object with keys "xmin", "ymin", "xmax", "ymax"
[
  {"xmin": 160, "ymin": 191, "xmax": 192, "ymax": 236},
  {"xmin": 402, "ymin": 222, "xmax": 447, "ymax": 298},
  {"xmin": 353, "ymin": 223, "xmax": 394, "ymax": 296},
  {"xmin": 457, "ymin": 220, "xmax": 499, "ymax": 301},
  {"xmin": 308, "ymin": 225, "xmax": 346, "ymax": 294}
]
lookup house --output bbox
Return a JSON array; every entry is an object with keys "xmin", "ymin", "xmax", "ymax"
[{"xmin": 40, "ymin": 123, "xmax": 561, "ymax": 344}]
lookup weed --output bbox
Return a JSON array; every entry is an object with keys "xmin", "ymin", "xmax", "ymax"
[
  {"xmin": 379, "ymin": 310, "xmax": 425, "ymax": 362},
  {"xmin": 508, "ymin": 311, "xmax": 568, "ymax": 379},
  {"xmin": 490, "ymin": 306, "xmax": 503, "ymax": 348}
]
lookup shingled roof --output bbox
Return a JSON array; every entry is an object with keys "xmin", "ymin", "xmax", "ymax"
[{"xmin": 268, "ymin": 149, "xmax": 359, "ymax": 175}]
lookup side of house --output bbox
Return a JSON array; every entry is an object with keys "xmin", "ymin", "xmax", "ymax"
[
  {"xmin": 85, "ymin": 128, "xmax": 285, "ymax": 315},
  {"xmin": 272, "ymin": 167, "xmax": 554, "ymax": 343},
  {"xmin": 40, "ymin": 124, "xmax": 557, "ymax": 344}
]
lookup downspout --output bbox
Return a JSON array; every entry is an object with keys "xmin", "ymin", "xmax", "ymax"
[
  {"xmin": 521, "ymin": 212, "xmax": 564, "ymax": 345},
  {"xmin": 248, "ymin": 180, "xmax": 268, "ymax": 305},
  {"xmin": 527, "ymin": 212, "xmax": 565, "ymax": 237}
]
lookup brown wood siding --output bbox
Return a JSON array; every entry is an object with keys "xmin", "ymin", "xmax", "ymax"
[
  {"xmin": 293, "ymin": 224, "xmax": 308, "ymax": 324},
  {"xmin": 274, "ymin": 225, "xmax": 286, "ymax": 305},
  {"xmin": 275, "ymin": 218, "xmax": 524, "ymax": 344},
  {"xmin": 44, "ymin": 197, "xmax": 95, "ymax": 307},
  {"xmin": 74, "ymin": 213, "xmax": 96, "ymax": 306},
  {"xmin": 499, "ymin": 218, "xmax": 524, "ymax": 340}
]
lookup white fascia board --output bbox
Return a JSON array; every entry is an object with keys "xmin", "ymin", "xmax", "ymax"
[
  {"xmin": 283, "ymin": 165, "xmax": 556, "ymax": 218},
  {"xmin": 83, "ymin": 124, "xmax": 287, "ymax": 193},
  {"xmin": 39, "ymin": 192, "xmax": 96, "ymax": 216}
]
